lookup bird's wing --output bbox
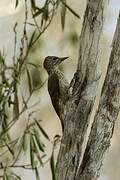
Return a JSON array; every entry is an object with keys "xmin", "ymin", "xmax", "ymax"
[{"xmin": 48, "ymin": 73, "xmax": 60, "ymax": 117}]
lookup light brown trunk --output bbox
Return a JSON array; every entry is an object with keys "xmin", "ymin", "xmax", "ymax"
[{"xmin": 56, "ymin": 0, "xmax": 107, "ymax": 179}]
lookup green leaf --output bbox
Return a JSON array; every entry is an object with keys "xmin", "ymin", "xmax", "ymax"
[
  {"xmin": 44, "ymin": 6, "xmax": 49, "ymax": 21},
  {"xmin": 3, "ymin": 175, "xmax": 6, "ymax": 180},
  {"xmin": 61, "ymin": 0, "xmax": 80, "ymax": 19},
  {"xmin": 41, "ymin": 15, "xmax": 44, "ymax": 27},
  {"xmin": 35, "ymin": 168, "xmax": 40, "ymax": 180},
  {"xmin": 28, "ymin": 30, "xmax": 36, "ymax": 50},
  {"xmin": 36, "ymin": 153, "xmax": 43, "ymax": 166},
  {"xmin": 56, "ymin": 0, "xmax": 60, "ymax": 8},
  {"xmin": 8, "ymin": 96, "xmax": 14, "ymax": 107},
  {"xmin": 13, "ymin": 87, "xmax": 19, "ymax": 118},
  {"xmin": 4, "ymin": 172, "xmax": 21, "ymax": 180},
  {"xmin": 69, "ymin": 31, "xmax": 79, "ymax": 45},
  {"xmin": 22, "ymin": 95, "xmax": 27, "ymax": 109},
  {"xmin": 10, "ymin": 172, "xmax": 21, "ymax": 180},
  {"xmin": 35, "ymin": 120, "xmax": 50, "ymax": 140},
  {"xmin": 33, "ymin": 8, "xmax": 44, "ymax": 18},
  {"xmin": 6, "ymin": 144, "xmax": 15, "ymax": 158},
  {"xmin": 44, "ymin": 0, "xmax": 49, "ymax": 7},
  {"xmin": 15, "ymin": 0, "xmax": 19, "ymax": 8},
  {"xmin": 26, "ymin": 68, "xmax": 33, "ymax": 95},
  {"xmin": 32, "ymin": 134, "xmax": 44, "ymax": 165},
  {"xmin": 22, "ymin": 134, "xmax": 28, "ymax": 152},
  {"xmin": 0, "ymin": 52, "xmax": 4, "ymax": 64},
  {"xmin": 4, "ymin": 174, "xmax": 8, "ymax": 180},
  {"xmin": 27, "ymin": 62, "xmax": 39, "ymax": 69},
  {"xmin": 34, "ymin": 130, "xmax": 45, "ymax": 153},
  {"xmin": 50, "ymin": 152, "xmax": 56, "ymax": 180},
  {"xmin": 61, "ymin": 0, "xmax": 66, "ymax": 31},
  {"xmin": 30, "ymin": 135, "xmax": 35, "ymax": 169},
  {"xmin": 40, "ymin": 6, "xmax": 49, "ymax": 27},
  {"xmin": 31, "ymin": 0, "xmax": 36, "ymax": 11}
]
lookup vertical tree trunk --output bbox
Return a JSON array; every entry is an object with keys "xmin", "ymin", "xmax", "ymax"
[
  {"xmin": 56, "ymin": 0, "xmax": 107, "ymax": 179},
  {"xmin": 77, "ymin": 13, "xmax": 120, "ymax": 180}
]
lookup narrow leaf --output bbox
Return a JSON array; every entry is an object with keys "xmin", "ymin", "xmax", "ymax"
[
  {"xmin": 11, "ymin": 172, "xmax": 21, "ymax": 180},
  {"xmin": 15, "ymin": 0, "xmax": 19, "ymax": 8},
  {"xmin": 3, "ymin": 175, "xmax": 6, "ymax": 180},
  {"xmin": 41, "ymin": 14, "xmax": 44, "ymax": 27},
  {"xmin": 6, "ymin": 144, "xmax": 15, "ymax": 158},
  {"xmin": 44, "ymin": 0, "xmax": 49, "ymax": 6},
  {"xmin": 35, "ymin": 168, "xmax": 40, "ymax": 180},
  {"xmin": 4, "ymin": 174, "xmax": 8, "ymax": 180},
  {"xmin": 31, "ymin": 0, "xmax": 36, "ymax": 11},
  {"xmin": 26, "ymin": 68, "xmax": 33, "ymax": 95},
  {"xmin": 27, "ymin": 62, "xmax": 39, "ymax": 69},
  {"xmin": 61, "ymin": 1, "xmax": 66, "ymax": 31},
  {"xmin": 22, "ymin": 95, "xmax": 27, "ymax": 109},
  {"xmin": 44, "ymin": 6, "xmax": 49, "ymax": 21},
  {"xmin": 50, "ymin": 152, "xmax": 56, "ymax": 180},
  {"xmin": 56, "ymin": 0, "xmax": 60, "ymax": 8},
  {"xmin": 22, "ymin": 134, "xmax": 28, "ymax": 152},
  {"xmin": 28, "ymin": 30, "xmax": 36, "ymax": 51},
  {"xmin": 30, "ymin": 135, "xmax": 35, "ymax": 169},
  {"xmin": 13, "ymin": 87, "xmax": 19, "ymax": 118},
  {"xmin": 32, "ymin": 135, "xmax": 44, "ymax": 165},
  {"xmin": 33, "ymin": 8, "xmax": 44, "ymax": 18},
  {"xmin": 34, "ymin": 131, "xmax": 45, "ymax": 153},
  {"xmin": 35, "ymin": 120, "xmax": 50, "ymax": 140},
  {"xmin": 36, "ymin": 153, "xmax": 44, "ymax": 166},
  {"xmin": 0, "ymin": 52, "xmax": 5, "ymax": 64},
  {"xmin": 61, "ymin": 0, "xmax": 80, "ymax": 19}
]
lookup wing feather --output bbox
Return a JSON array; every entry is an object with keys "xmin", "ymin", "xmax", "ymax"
[{"xmin": 48, "ymin": 73, "xmax": 60, "ymax": 117}]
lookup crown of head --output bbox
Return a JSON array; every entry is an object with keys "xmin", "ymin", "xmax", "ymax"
[
  {"xmin": 43, "ymin": 56, "xmax": 59, "ymax": 70},
  {"xmin": 43, "ymin": 56, "xmax": 68, "ymax": 74}
]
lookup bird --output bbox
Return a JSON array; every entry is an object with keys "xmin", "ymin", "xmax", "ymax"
[{"xmin": 43, "ymin": 56, "xmax": 69, "ymax": 131}]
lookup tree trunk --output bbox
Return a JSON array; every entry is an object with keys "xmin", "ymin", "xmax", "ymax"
[
  {"xmin": 56, "ymin": 0, "xmax": 108, "ymax": 179},
  {"xmin": 78, "ymin": 13, "xmax": 120, "ymax": 180}
]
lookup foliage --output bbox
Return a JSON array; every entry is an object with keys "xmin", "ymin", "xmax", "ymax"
[{"xmin": 0, "ymin": 0, "xmax": 80, "ymax": 179}]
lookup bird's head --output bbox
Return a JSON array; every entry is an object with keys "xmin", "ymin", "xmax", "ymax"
[{"xmin": 43, "ymin": 56, "xmax": 68, "ymax": 74}]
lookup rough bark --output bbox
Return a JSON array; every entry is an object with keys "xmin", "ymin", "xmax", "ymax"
[
  {"xmin": 77, "ymin": 13, "xmax": 120, "ymax": 180},
  {"xmin": 56, "ymin": 0, "xmax": 107, "ymax": 179}
]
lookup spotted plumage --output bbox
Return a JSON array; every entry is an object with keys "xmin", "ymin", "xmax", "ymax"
[{"xmin": 43, "ymin": 56, "xmax": 69, "ymax": 130}]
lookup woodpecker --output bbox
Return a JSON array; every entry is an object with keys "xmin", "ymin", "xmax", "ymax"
[{"xmin": 43, "ymin": 56, "xmax": 69, "ymax": 130}]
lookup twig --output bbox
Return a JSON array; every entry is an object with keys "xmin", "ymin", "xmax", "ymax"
[{"xmin": 31, "ymin": 3, "xmax": 57, "ymax": 46}]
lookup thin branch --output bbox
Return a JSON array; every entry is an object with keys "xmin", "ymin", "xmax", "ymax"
[{"xmin": 31, "ymin": 3, "xmax": 56, "ymax": 46}]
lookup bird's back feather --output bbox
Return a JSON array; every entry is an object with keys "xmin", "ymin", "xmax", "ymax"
[{"xmin": 48, "ymin": 73, "xmax": 60, "ymax": 117}]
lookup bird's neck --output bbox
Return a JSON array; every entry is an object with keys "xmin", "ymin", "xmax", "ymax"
[{"xmin": 47, "ymin": 66, "xmax": 61, "ymax": 75}]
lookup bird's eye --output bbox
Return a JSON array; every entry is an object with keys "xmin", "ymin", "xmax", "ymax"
[{"xmin": 53, "ymin": 57, "xmax": 58, "ymax": 61}]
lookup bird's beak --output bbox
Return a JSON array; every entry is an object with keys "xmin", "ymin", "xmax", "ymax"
[{"xmin": 60, "ymin": 57, "xmax": 69, "ymax": 62}]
